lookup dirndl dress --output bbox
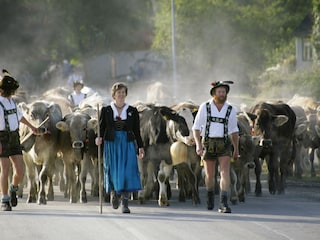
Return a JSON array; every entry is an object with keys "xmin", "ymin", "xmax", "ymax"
[{"xmin": 103, "ymin": 130, "xmax": 142, "ymax": 194}]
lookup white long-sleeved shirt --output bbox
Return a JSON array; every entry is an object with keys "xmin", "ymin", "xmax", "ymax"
[
  {"xmin": 0, "ymin": 96, "xmax": 23, "ymax": 131},
  {"xmin": 68, "ymin": 92, "xmax": 86, "ymax": 107},
  {"xmin": 192, "ymin": 99, "xmax": 238, "ymax": 138}
]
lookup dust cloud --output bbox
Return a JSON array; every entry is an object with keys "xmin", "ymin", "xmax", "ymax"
[{"xmin": 0, "ymin": 2, "xmax": 305, "ymax": 109}]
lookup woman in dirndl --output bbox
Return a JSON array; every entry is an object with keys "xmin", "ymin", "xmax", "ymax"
[{"xmin": 96, "ymin": 82, "xmax": 144, "ymax": 213}]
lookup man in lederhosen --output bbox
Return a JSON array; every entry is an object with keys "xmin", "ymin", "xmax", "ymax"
[
  {"xmin": 0, "ymin": 69, "xmax": 38, "ymax": 211},
  {"xmin": 192, "ymin": 81, "xmax": 239, "ymax": 213}
]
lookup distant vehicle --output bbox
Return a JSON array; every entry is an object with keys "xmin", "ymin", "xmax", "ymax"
[{"xmin": 116, "ymin": 57, "xmax": 167, "ymax": 82}]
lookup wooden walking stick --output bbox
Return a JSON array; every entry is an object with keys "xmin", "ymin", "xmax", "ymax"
[
  {"xmin": 20, "ymin": 116, "xmax": 50, "ymax": 145},
  {"xmin": 97, "ymin": 104, "xmax": 103, "ymax": 214}
]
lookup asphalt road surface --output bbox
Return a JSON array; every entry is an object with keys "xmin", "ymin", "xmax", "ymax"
[{"xmin": 0, "ymin": 177, "xmax": 319, "ymax": 240}]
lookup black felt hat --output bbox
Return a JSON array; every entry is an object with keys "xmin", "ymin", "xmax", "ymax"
[
  {"xmin": 210, "ymin": 81, "xmax": 233, "ymax": 96},
  {"xmin": 0, "ymin": 69, "xmax": 19, "ymax": 91}
]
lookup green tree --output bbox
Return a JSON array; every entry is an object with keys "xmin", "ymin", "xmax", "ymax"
[
  {"xmin": 0, "ymin": 0, "xmax": 153, "ymax": 77},
  {"xmin": 152, "ymin": 0, "xmax": 312, "ymax": 94}
]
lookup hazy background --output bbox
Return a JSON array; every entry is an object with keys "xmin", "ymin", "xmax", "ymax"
[{"xmin": 0, "ymin": 0, "xmax": 316, "ymax": 107}]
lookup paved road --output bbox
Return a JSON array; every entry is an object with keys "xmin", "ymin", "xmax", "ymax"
[{"xmin": 0, "ymin": 178, "xmax": 319, "ymax": 240}]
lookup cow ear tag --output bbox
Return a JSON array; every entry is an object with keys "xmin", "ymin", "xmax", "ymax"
[{"xmin": 162, "ymin": 115, "xmax": 168, "ymax": 121}]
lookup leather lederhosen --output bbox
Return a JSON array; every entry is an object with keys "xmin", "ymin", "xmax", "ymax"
[
  {"xmin": 0, "ymin": 100, "xmax": 22, "ymax": 157},
  {"xmin": 202, "ymin": 102, "xmax": 232, "ymax": 160}
]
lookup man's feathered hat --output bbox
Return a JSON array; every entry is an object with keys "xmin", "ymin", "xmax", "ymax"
[
  {"xmin": 210, "ymin": 81, "xmax": 234, "ymax": 96},
  {"xmin": 0, "ymin": 69, "xmax": 19, "ymax": 91}
]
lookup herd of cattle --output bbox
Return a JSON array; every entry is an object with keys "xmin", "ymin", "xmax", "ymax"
[{"xmin": 7, "ymin": 86, "xmax": 320, "ymax": 207}]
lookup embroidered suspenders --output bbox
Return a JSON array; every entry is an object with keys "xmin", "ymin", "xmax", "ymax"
[
  {"xmin": 204, "ymin": 102, "xmax": 232, "ymax": 143},
  {"xmin": 0, "ymin": 100, "xmax": 19, "ymax": 131}
]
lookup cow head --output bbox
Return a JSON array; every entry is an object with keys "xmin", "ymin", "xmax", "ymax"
[
  {"xmin": 300, "ymin": 113, "xmax": 320, "ymax": 149},
  {"xmin": 21, "ymin": 101, "xmax": 62, "ymax": 134},
  {"xmin": 56, "ymin": 112, "xmax": 97, "ymax": 160},
  {"xmin": 170, "ymin": 101, "xmax": 199, "ymax": 146},
  {"xmin": 19, "ymin": 100, "xmax": 62, "ymax": 151},
  {"xmin": 252, "ymin": 108, "xmax": 289, "ymax": 149},
  {"xmin": 236, "ymin": 114, "xmax": 256, "ymax": 168},
  {"xmin": 159, "ymin": 107, "xmax": 189, "ymax": 143},
  {"xmin": 173, "ymin": 107, "xmax": 197, "ymax": 146},
  {"xmin": 138, "ymin": 103, "xmax": 190, "ymax": 147}
]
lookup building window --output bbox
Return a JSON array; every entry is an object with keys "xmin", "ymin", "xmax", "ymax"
[{"xmin": 302, "ymin": 38, "xmax": 312, "ymax": 61}]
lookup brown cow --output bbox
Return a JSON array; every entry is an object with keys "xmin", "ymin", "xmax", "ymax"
[
  {"xmin": 56, "ymin": 111, "xmax": 98, "ymax": 203},
  {"xmin": 19, "ymin": 100, "xmax": 63, "ymax": 204}
]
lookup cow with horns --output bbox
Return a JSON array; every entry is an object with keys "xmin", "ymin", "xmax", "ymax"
[
  {"xmin": 56, "ymin": 111, "xmax": 98, "ymax": 203},
  {"xmin": 19, "ymin": 100, "xmax": 63, "ymax": 204}
]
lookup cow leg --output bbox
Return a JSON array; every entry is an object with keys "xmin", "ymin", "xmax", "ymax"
[
  {"xmin": 244, "ymin": 162, "xmax": 255, "ymax": 194},
  {"xmin": 294, "ymin": 143, "xmax": 303, "ymax": 179},
  {"xmin": 137, "ymin": 156, "xmax": 147, "ymax": 204},
  {"xmin": 80, "ymin": 156, "xmax": 90, "ymax": 203},
  {"xmin": 70, "ymin": 163, "xmax": 80, "ymax": 203},
  {"xmin": 47, "ymin": 175, "xmax": 54, "ymax": 201},
  {"xmin": 70, "ymin": 174, "xmax": 79, "ymax": 203},
  {"xmin": 266, "ymin": 154, "xmax": 277, "ymax": 195},
  {"xmin": 90, "ymin": 167, "xmax": 99, "ymax": 198},
  {"xmin": 315, "ymin": 149, "xmax": 320, "ymax": 176},
  {"xmin": 157, "ymin": 160, "xmax": 172, "ymax": 206},
  {"xmin": 44, "ymin": 160, "xmax": 55, "ymax": 201},
  {"xmin": 279, "ymin": 149, "xmax": 289, "ymax": 194},
  {"xmin": 89, "ymin": 157, "xmax": 99, "ymax": 197},
  {"xmin": 24, "ymin": 156, "xmax": 37, "ymax": 203},
  {"xmin": 229, "ymin": 166, "xmax": 238, "ymax": 205},
  {"xmin": 138, "ymin": 160, "xmax": 154, "ymax": 204},
  {"xmin": 63, "ymin": 161, "xmax": 74, "ymax": 201},
  {"xmin": 310, "ymin": 148, "xmax": 316, "ymax": 177},
  {"xmin": 176, "ymin": 163, "xmax": 200, "ymax": 204},
  {"xmin": 55, "ymin": 157, "xmax": 65, "ymax": 192},
  {"xmin": 175, "ymin": 165, "xmax": 187, "ymax": 202},
  {"xmin": 186, "ymin": 165, "xmax": 200, "ymax": 205},
  {"xmin": 166, "ymin": 177, "xmax": 172, "ymax": 200},
  {"xmin": 27, "ymin": 173, "xmax": 37, "ymax": 203},
  {"xmin": 240, "ymin": 161, "xmax": 255, "ymax": 202},
  {"xmin": 245, "ymin": 169, "xmax": 251, "ymax": 193},
  {"xmin": 254, "ymin": 157, "xmax": 262, "ymax": 196},
  {"xmin": 28, "ymin": 181, "xmax": 38, "ymax": 203},
  {"xmin": 37, "ymin": 166, "xmax": 48, "ymax": 205},
  {"xmin": 237, "ymin": 168, "xmax": 246, "ymax": 203},
  {"xmin": 300, "ymin": 147, "xmax": 309, "ymax": 176},
  {"xmin": 17, "ymin": 175, "xmax": 26, "ymax": 199}
]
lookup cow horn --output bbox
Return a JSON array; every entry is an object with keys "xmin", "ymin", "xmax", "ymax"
[{"xmin": 240, "ymin": 104, "xmax": 254, "ymax": 127}]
